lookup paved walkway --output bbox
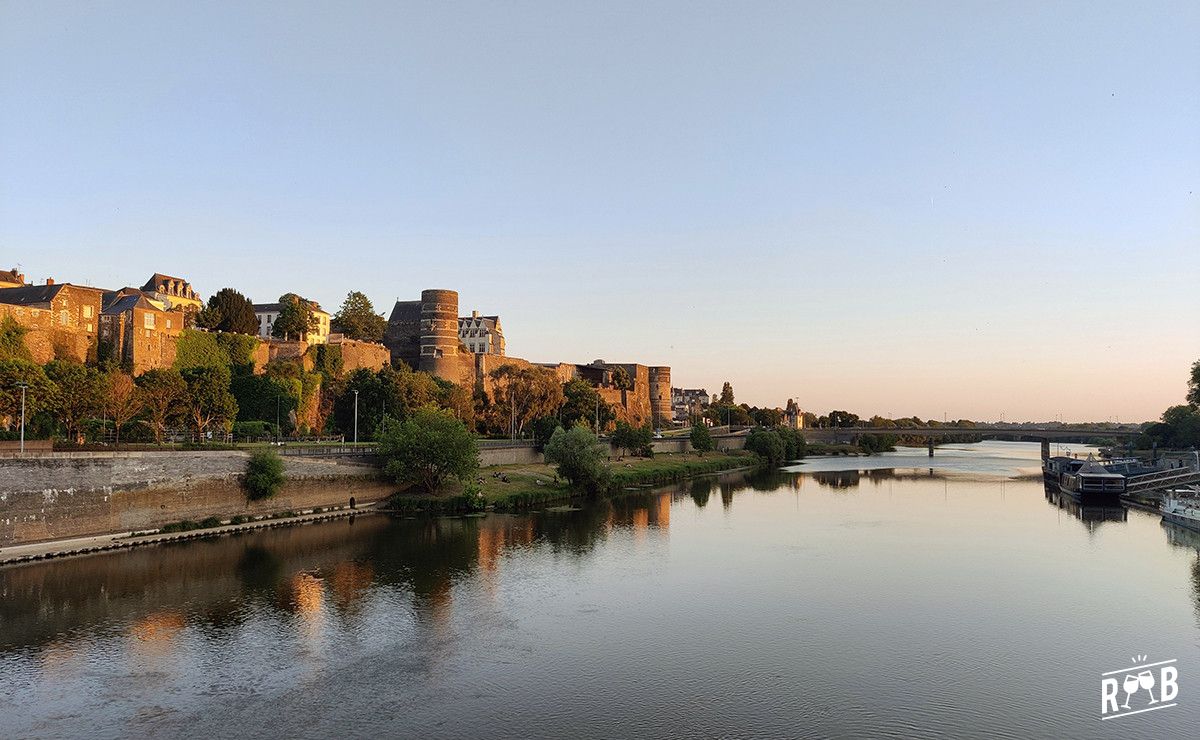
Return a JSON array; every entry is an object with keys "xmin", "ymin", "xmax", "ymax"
[{"xmin": 0, "ymin": 503, "xmax": 382, "ymax": 567}]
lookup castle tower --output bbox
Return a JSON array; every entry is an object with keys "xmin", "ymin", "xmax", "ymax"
[
  {"xmin": 649, "ymin": 366, "xmax": 672, "ymax": 427},
  {"xmin": 418, "ymin": 289, "xmax": 460, "ymax": 379}
]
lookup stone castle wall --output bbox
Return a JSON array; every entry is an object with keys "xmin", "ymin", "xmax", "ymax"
[{"xmin": 0, "ymin": 303, "xmax": 92, "ymax": 364}]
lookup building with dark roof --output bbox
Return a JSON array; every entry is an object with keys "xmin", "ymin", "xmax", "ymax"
[
  {"xmin": 0, "ymin": 267, "xmax": 26, "ymax": 289},
  {"xmin": 141, "ymin": 273, "xmax": 203, "ymax": 312},
  {"xmin": 458, "ymin": 310, "xmax": 505, "ymax": 355}
]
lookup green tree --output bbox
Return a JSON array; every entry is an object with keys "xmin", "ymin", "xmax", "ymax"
[
  {"xmin": 561, "ymin": 378, "xmax": 614, "ymax": 431},
  {"xmin": 488, "ymin": 364, "xmax": 565, "ymax": 437},
  {"xmin": 331, "ymin": 291, "xmax": 387, "ymax": 342},
  {"xmin": 196, "ymin": 287, "xmax": 259, "ymax": 335},
  {"xmin": 1189, "ymin": 359, "xmax": 1200, "ymax": 407},
  {"xmin": 244, "ymin": 449, "xmax": 285, "ymax": 500},
  {"xmin": 376, "ymin": 406, "xmax": 479, "ymax": 492},
  {"xmin": 100, "ymin": 371, "xmax": 142, "ymax": 445},
  {"xmin": 610, "ymin": 366, "xmax": 632, "ymax": 391},
  {"xmin": 746, "ymin": 428, "xmax": 786, "ymax": 466},
  {"xmin": 136, "ymin": 368, "xmax": 187, "ymax": 443},
  {"xmin": 182, "ymin": 366, "xmax": 238, "ymax": 440},
  {"xmin": 271, "ymin": 293, "xmax": 317, "ymax": 341},
  {"xmin": 0, "ymin": 315, "xmax": 32, "ymax": 362},
  {"xmin": 45, "ymin": 359, "xmax": 102, "ymax": 443},
  {"xmin": 719, "ymin": 381, "xmax": 735, "ymax": 405},
  {"xmin": 690, "ymin": 420, "xmax": 714, "ymax": 455},
  {"xmin": 544, "ymin": 425, "xmax": 611, "ymax": 494},
  {"xmin": 612, "ymin": 420, "xmax": 654, "ymax": 457},
  {"xmin": 0, "ymin": 360, "xmax": 55, "ymax": 428},
  {"xmin": 531, "ymin": 416, "xmax": 563, "ymax": 451}
]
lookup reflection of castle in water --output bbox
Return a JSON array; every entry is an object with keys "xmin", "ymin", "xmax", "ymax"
[{"xmin": 1043, "ymin": 488, "xmax": 1127, "ymax": 531}]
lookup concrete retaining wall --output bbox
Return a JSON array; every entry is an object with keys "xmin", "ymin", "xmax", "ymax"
[{"xmin": 0, "ymin": 451, "xmax": 392, "ymax": 547}]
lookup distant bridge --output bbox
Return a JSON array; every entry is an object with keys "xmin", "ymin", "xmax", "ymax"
[{"xmin": 796, "ymin": 426, "xmax": 1142, "ymax": 443}]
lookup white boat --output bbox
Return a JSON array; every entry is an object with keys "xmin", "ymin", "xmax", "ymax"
[{"xmin": 1161, "ymin": 488, "xmax": 1200, "ymax": 533}]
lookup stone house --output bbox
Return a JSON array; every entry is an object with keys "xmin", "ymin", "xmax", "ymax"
[
  {"xmin": 98, "ymin": 290, "xmax": 184, "ymax": 373},
  {"xmin": 0, "ymin": 280, "xmax": 106, "ymax": 363},
  {"xmin": 253, "ymin": 301, "xmax": 331, "ymax": 344},
  {"xmin": 141, "ymin": 273, "xmax": 204, "ymax": 313},
  {"xmin": 0, "ymin": 268, "xmax": 26, "ymax": 289},
  {"xmin": 458, "ymin": 310, "xmax": 505, "ymax": 355}
]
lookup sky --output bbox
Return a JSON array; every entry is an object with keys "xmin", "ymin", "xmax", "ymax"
[{"xmin": 1, "ymin": 1, "xmax": 1197, "ymax": 422}]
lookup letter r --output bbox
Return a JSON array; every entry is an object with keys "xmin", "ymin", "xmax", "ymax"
[{"xmin": 1101, "ymin": 677, "xmax": 1120, "ymax": 713}]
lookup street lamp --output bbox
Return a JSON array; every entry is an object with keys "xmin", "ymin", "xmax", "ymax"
[
  {"xmin": 352, "ymin": 389, "xmax": 359, "ymax": 444},
  {"xmin": 16, "ymin": 382, "xmax": 27, "ymax": 454},
  {"xmin": 276, "ymin": 395, "xmax": 281, "ymax": 444}
]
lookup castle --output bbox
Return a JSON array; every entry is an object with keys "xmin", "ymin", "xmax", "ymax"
[{"xmin": 385, "ymin": 289, "xmax": 671, "ymax": 427}]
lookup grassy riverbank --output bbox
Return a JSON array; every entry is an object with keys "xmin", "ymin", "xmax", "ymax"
[{"xmin": 387, "ymin": 451, "xmax": 759, "ymax": 516}]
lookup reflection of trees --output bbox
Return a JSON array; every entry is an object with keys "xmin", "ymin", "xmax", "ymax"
[
  {"xmin": 811, "ymin": 470, "xmax": 861, "ymax": 489},
  {"xmin": 690, "ymin": 477, "xmax": 712, "ymax": 508}
]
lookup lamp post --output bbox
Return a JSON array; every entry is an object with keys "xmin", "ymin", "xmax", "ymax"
[
  {"xmin": 276, "ymin": 395, "xmax": 281, "ymax": 444},
  {"xmin": 16, "ymin": 382, "xmax": 27, "ymax": 454},
  {"xmin": 352, "ymin": 389, "xmax": 359, "ymax": 444}
]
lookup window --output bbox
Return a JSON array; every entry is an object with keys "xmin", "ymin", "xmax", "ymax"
[
  {"xmin": 166, "ymin": 319, "xmax": 173, "ymax": 329},
  {"xmin": 83, "ymin": 305, "xmax": 94, "ymax": 318},
  {"xmin": 59, "ymin": 310, "xmax": 68, "ymax": 326},
  {"xmin": 144, "ymin": 313, "xmax": 156, "ymax": 329}
]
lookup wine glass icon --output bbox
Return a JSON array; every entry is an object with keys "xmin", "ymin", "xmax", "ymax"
[
  {"xmin": 1139, "ymin": 670, "xmax": 1157, "ymax": 704},
  {"xmin": 1121, "ymin": 673, "xmax": 1140, "ymax": 709}
]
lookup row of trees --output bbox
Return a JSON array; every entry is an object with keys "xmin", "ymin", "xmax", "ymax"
[
  {"xmin": 196, "ymin": 286, "xmax": 388, "ymax": 343},
  {"xmin": 1142, "ymin": 360, "xmax": 1200, "ymax": 450}
]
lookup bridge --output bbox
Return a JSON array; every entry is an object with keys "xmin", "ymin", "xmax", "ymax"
[{"xmin": 793, "ymin": 425, "xmax": 1143, "ymax": 460}]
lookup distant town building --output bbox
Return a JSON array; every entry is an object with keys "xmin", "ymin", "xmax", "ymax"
[
  {"xmin": 140, "ymin": 273, "xmax": 203, "ymax": 312},
  {"xmin": 672, "ymin": 387, "xmax": 709, "ymax": 422},
  {"xmin": 0, "ymin": 268, "xmax": 26, "ymax": 289},
  {"xmin": 458, "ymin": 310, "xmax": 505, "ymax": 355},
  {"xmin": 253, "ymin": 301, "xmax": 331, "ymax": 344}
]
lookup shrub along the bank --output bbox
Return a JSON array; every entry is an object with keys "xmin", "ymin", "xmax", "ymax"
[{"xmin": 244, "ymin": 449, "xmax": 285, "ymax": 500}]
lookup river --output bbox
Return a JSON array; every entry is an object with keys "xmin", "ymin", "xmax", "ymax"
[{"xmin": 2, "ymin": 441, "xmax": 1198, "ymax": 738}]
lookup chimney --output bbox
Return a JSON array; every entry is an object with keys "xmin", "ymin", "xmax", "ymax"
[
  {"xmin": 45, "ymin": 278, "xmax": 54, "ymax": 286},
  {"xmin": 472, "ymin": 310, "xmax": 480, "ymax": 318}
]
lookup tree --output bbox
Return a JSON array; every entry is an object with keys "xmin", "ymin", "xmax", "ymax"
[
  {"xmin": 561, "ymin": 378, "xmax": 614, "ymax": 431},
  {"xmin": 182, "ymin": 366, "xmax": 238, "ymax": 440},
  {"xmin": 531, "ymin": 416, "xmax": 563, "ymax": 452},
  {"xmin": 746, "ymin": 428, "xmax": 786, "ymax": 466},
  {"xmin": 45, "ymin": 359, "xmax": 102, "ymax": 443},
  {"xmin": 376, "ymin": 407, "xmax": 478, "ymax": 492},
  {"xmin": 196, "ymin": 287, "xmax": 259, "ymax": 335},
  {"xmin": 0, "ymin": 315, "xmax": 32, "ymax": 362},
  {"xmin": 0, "ymin": 360, "xmax": 55, "ymax": 428},
  {"xmin": 101, "ymin": 371, "xmax": 143, "ymax": 444},
  {"xmin": 1189, "ymin": 359, "xmax": 1200, "ymax": 407},
  {"xmin": 612, "ymin": 420, "xmax": 653, "ymax": 457},
  {"xmin": 136, "ymin": 369, "xmax": 186, "ymax": 443},
  {"xmin": 271, "ymin": 293, "xmax": 316, "ymax": 341},
  {"xmin": 690, "ymin": 420, "xmax": 714, "ymax": 455},
  {"xmin": 611, "ymin": 366, "xmax": 632, "ymax": 391},
  {"xmin": 719, "ymin": 382, "xmax": 735, "ymax": 405},
  {"xmin": 331, "ymin": 291, "xmax": 387, "ymax": 342},
  {"xmin": 544, "ymin": 425, "xmax": 610, "ymax": 494},
  {"xmin": 488, "ymin": 364, "xmax": 565, "ymax": 438}
]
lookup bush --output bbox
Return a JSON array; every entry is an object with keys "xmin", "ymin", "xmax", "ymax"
[
  {"xmin": 690, "ymin": 422, "xmax": 714, "ymax": 455},
  {"xmin": 199, "ymin": 516, "xmax": 223, "ymax": 529},
  {"xmin": 244, "ymin": 449, "xmax": 285, "ymax": 500},
  {"xmin": 746, "ymin": 428, "xmax": 786, "ymax": 466},
  {"xmin": 858, "ymin": 433, "xmax": 896, "ymax": 455},
  {"xmin": 612, "ymin": 420, "xmax": 654, "ymax": 457},
  {"xmin": 544, "ymin": 425, "xmax": 611, "ymax": 494},
  {"xmin": 377, "ymin": 406, "xmax": 479, "ymax": 492}
]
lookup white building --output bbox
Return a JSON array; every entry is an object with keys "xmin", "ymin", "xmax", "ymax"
[
  {"xmin": 458, "ymin": 310, "xmax": 505, "ymax": 355},
  {"xmin": 253, "ymin": 301, "xmax": 331, "ymax": 344}
]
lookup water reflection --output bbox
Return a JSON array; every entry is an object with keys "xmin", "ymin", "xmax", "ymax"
[
  {"xmin": 1043, "ymin": 488, "xmax": 1128, "ymax": 532},
  {"xmin": 5, "ymin": 447, "xmax": 1200, "ymax": 739}
]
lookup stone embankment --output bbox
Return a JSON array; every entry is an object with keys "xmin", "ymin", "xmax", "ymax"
[{"xmin": 0, "ymin": 451, "xmax": 392, "ymax": 547}]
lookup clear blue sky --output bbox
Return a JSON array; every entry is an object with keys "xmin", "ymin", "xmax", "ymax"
[{"xmin": 2, "ymin": 1, "xmax": 1197, "ymax": 421}]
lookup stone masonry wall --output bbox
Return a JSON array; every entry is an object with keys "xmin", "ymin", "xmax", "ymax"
[{"xmin": 0, "ymin": 452, "xmax": 392, "ymax": 546}]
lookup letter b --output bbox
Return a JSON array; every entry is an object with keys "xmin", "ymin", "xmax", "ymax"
[{"xmin": 1160, "ymin": 666, "xmax": 1179, "ymax": 702}]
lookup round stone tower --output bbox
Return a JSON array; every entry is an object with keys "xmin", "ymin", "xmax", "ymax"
[
  {"xmin": 418, "ymin": 289, "xmax": 460, "ymax": 380},
  {"xmin": 649, "ymin": 366, "xmax": 672, "ymax": 427}
]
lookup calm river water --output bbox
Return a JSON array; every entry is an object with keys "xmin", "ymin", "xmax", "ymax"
[{"xmin": 3, "ymin": 441, "xmax": 1200, "ymax": 738}]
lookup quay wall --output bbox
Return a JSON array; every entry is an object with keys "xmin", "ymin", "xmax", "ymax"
[{"xmin": 0, "ymin": 452, "xmax": 392, "ymax": 547}]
